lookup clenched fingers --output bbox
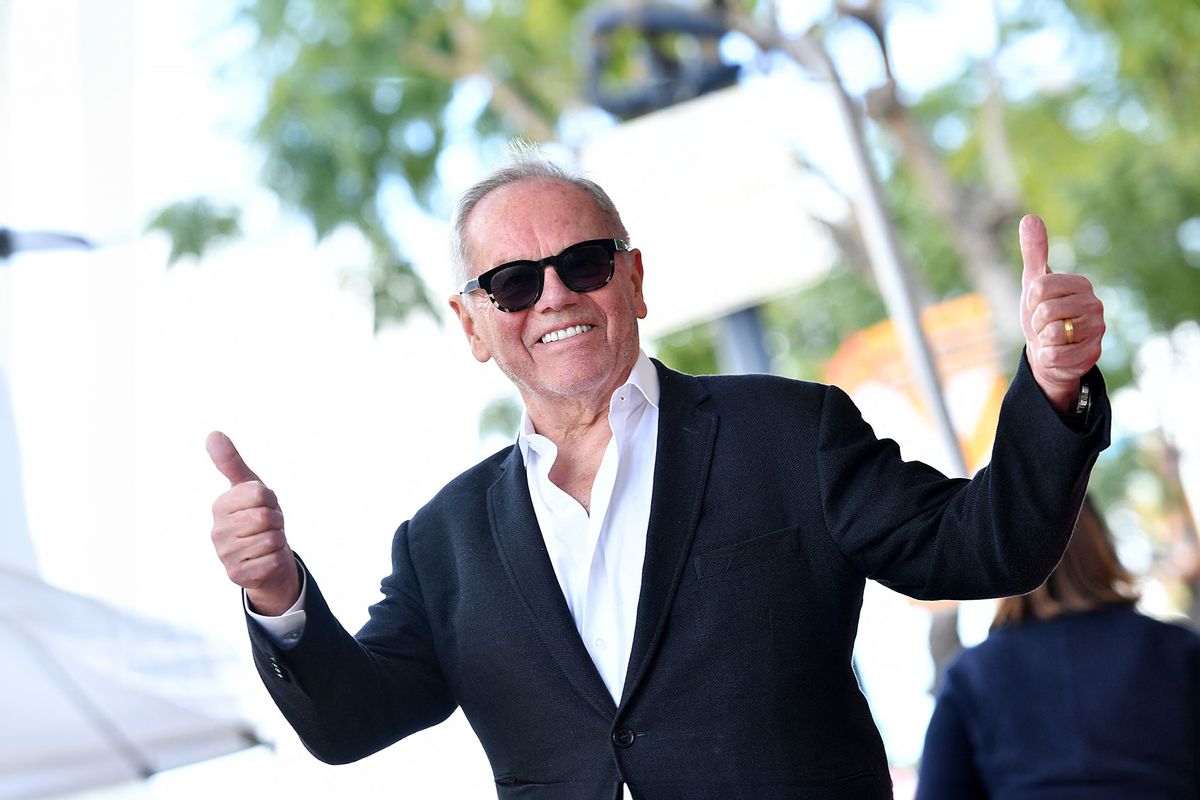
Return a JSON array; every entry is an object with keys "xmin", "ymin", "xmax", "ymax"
[
  {"xmin": 1027, "ymin": 275, "xmax": 1102, "ymax": 329},
  {"xmin": 1037, "ymin": 316, "xmax": 1101, "ymax": 348},
  {"xmin": 213, "ymin": 527, "xmax": 287, "ymax": 565},
  {"xmin": 1034, "ymin": 339, "xmax": 1103, "ymax": 376},
  {"xmin": 211, "ymin": 481, "xmax": 280, "ymax": 517},
  {"xmin": 223, "ymin": 547, "xmax": 296, "ymax": 592},
  {"xmin": 212, "ymin": 505, "xmax": 285, "ymax": 542}
]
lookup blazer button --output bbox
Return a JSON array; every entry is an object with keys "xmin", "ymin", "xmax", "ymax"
[{"xmin": 612, "ymin": 728, "xmax": 636, "ymax": 749}]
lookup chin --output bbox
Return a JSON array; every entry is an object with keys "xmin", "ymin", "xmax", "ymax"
[
  {"xmin": 543, "ymin": 370, "xmax": 613, "ymax": 398},
  {"xmin": 500, "ymin": 344, "xmax": 637, "ymax": 405},
  {"xmin": 527, "ymin": 365, "xmax": 619, "ymax": 403}
]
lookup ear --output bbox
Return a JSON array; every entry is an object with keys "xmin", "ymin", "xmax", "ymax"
[
  {"xmin": 629, "ymin": 249, "xmax": 648, "ymax": 320},
  {"xmin": 448, "ymin": 293, "xmax": 493, "ymax": 363}
]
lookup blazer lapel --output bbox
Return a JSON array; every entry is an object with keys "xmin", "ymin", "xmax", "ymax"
[
  {"xmin": 620, "ymin": 363, "xmax": 717, "ymax": 708},
  {"xmin": 488, "ymin": 448, "xmax": 616, "ymax": 721}
]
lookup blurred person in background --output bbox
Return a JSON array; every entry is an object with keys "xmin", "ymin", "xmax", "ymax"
[
  {"xmin": 207, "ymin": 153, "xmax": 1111, "ymax": 800},
  {"xmin": 916, "ymin": 496, "xmax": 1200, "ymax": 799}
]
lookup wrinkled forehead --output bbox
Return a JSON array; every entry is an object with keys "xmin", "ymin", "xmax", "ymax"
[{"xmin": 463, "ymin": 178, "xmax": 609, "ymax": 267}]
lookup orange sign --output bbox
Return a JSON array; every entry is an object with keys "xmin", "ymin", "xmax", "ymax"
[{"xmin": 824, "ymin": 294, "xmax": 1007, "ymax": 474}]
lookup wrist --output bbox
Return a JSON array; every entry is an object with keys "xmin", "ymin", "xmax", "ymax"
[
  {"xmin": 1041, "ymin": 382, "xmax": 1078, "ymax": 413},
  {"xmin": 1048, "ymin": 381, "xmax": 1094, "ymax": 433},
  {"xmin": 246, "ymin": 559, "xmax": 302, "ymax": 617},
  {"xmin": 246, "ymin": 590, "xmax": 295, "ymax": 617}
]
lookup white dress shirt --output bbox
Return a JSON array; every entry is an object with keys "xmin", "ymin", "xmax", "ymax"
[{"xmin": 517, "ymin": 350, "xmax": 659, "ymax": 702}]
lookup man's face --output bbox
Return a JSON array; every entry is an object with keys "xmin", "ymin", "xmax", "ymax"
[{"xmin": 448, "ymin": 178, "xmax": 647, "ymax": 414}]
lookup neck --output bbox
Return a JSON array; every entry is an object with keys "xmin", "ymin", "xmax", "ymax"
[
  {"xmin": 531, "ymin": 405, "xmax": 612, "ymax": 513},
  {"xmin": 525, "ymin": 395, "xmax": 609, "ymax": 441}
]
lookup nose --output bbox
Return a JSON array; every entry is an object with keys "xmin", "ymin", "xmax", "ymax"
[{"xmin": 534, "ymin": 264, "xmax": 578, "ymax": 310}]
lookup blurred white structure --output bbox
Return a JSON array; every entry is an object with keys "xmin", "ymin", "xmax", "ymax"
[
  {"xmin": 579, "ymin": 74, "xmax": 838, "ymax": 339},
  {"xmin": 0, "ymin": 569, "xmax": 263, "ymax": 799},
  {"xmin": 0, "ymin": 361, "xmax": 264, "ymax": 799},
  {"xmin": 1, "ymin": 4, "xmax": 264, "ymax": 776},
  {"xmin": 2, "ymin": 233, "xmax": 263, "ymax": 797}
]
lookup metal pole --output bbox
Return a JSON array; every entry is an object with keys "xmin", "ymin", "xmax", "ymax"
[
  {"xmin": 792, "ymin": 38, "xmax": 969, "ymax": 477},
  {"xmin": 716, "ymin": 306, "xmax": 774, "ymax": 375}
]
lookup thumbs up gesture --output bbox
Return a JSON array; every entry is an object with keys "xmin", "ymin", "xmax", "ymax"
[
  {"xmin": 207, "ymin": 431, "xmax": 300, "ymax": 615},
  {"xmin": 1019, "ymin": 215, "xmax": 1105, "ymax": 412}
]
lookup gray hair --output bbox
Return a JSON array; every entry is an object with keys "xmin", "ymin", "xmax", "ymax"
[{"xmin": 450, "ymin": 144, "xmax": 630, "ymax": 286}]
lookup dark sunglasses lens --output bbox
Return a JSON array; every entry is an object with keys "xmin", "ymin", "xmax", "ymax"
[
  {"xmin": 559, "ymin": 244, "xmax": 613, "ymax": 291},
  {"xmin": 489, "ymin": 263, "xmax": 541, "ymax": 311}
]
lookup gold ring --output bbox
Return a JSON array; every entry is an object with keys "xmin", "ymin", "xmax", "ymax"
[{"xmin": 1064, "ymin": 318, "xmax": 1075, "ymax": 345}]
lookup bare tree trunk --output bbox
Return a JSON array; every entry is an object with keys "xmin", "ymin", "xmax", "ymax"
[
  {"xmin": 866, "ymin": 76, "xmax": 1024, "ymax": 348},
  {"xmin": 727, "ymin": 1, "xmax": 1027, "ymax": 348},
  {"xmin": 731, "ymin": 14, "xmax": 968, "ymax": 477},
  {"xmin": 856, "ymin": 0, "xmax": 1025, "ymax": 348}
]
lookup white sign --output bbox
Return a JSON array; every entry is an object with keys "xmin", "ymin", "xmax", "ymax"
[{"xmin": 579, "ymin": 75, "xmax": 839, "ymax": 338}]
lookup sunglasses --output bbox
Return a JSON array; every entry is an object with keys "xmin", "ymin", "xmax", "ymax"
[{"xmin": 459, "ymin": 238, "xmax": 630, "ymax": 312}]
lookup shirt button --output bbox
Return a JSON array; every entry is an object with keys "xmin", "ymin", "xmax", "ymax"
[
  {"xmin": 593, "ymin": 637, "xmax": 606, "ymax": 650},
  {"xmin": 612, "ymin": 728, "xmax": 636, "ymax": 749}
]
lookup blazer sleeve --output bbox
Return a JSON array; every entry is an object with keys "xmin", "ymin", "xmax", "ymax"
[
  {"xmin": 816, "ymin": 352, "xmax": 1110, "ymax": 599},
  {"xmin": 916, "ymin": 677, "xmax": 989, "ymax": 800},
  {"xmin": 247, "ymin": 527, "xmax": 456, "ymax": 764}
]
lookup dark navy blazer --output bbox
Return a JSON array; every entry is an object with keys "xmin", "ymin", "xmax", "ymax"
[
  {"xmin": 248, "ymin": 357, "xmax": 1109, "ymax": 800},
  {"xmin": 917, "ymin": 605, "xmax": 1200, "ymax": 799}
]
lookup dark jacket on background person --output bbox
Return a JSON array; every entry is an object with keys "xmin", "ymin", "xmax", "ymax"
[{"xmin": 917, "ymin": 604, "xmax": 1200, "ymax": 799}]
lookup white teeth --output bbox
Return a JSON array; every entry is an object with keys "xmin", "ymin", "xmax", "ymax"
[{"xmin": 541, "ymin": 324, "xmax": 593, "ymax": 344}]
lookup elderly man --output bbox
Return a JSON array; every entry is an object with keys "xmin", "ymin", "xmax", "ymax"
[{"xmin": 207, "ymin": 155, "xmax": 1108, "ymax": 799}]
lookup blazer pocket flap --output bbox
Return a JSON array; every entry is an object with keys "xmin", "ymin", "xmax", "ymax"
[{"xmin": 694, "ymin": 525, "xmax": 800, "ymax": 579}]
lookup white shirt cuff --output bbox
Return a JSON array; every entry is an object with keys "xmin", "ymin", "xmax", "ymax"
[{"xmin": 244, "ymin": 560, "xmax": 308, "ymax": 649}]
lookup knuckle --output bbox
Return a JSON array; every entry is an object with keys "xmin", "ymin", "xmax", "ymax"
[
  {"xmin": 212, "ymin": 491, "xmax": 235, "ymax": 516},
  {"xmin": 251, "ymin": 507, "xmax": 273, "ymax": 530},
  {"xmin": 249, "ymin": 559, "xmax": 281, "ymax": 585},
  {"xmin": 215, "ymin": 541, "xmax": 240, "ymax": 566},
  {"xmin": 238, "ymin": 562, "xmax": 262, "ymax": 587},
  {"xmin": 212, "ymin": 519, "xmax": 236, "ymax": 545}
]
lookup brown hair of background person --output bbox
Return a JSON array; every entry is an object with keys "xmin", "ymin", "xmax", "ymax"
[{"xmin": 992, "ymin": 496, "xmax": 1140, "ymax": 629}]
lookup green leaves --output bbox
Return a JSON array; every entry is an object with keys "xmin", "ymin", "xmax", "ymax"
[
  {"xmin": 145, "ymin": 198, "xmax": 243, "ymax": 266},
  {"xmin": 150, "ymin": 0, "xmax": 593, "ymax": 327},
  {"xmin": 152, "ymin": 0, "xmax": 1198, "ymax": 351}
]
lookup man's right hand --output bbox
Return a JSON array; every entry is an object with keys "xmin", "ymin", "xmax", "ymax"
[{"xmin": 206, "ymin": 431, "xmax": 300, "ymax": 616}]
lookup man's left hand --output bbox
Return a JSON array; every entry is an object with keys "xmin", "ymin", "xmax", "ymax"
[{"xmin": 1019, "ymin": 214, "xmax": 1105, "ymax": 412}]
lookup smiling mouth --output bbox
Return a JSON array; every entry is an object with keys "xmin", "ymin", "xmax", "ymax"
[{"xmin": 540, "ymin": 324, "xmax": 594, "ymax": 344}]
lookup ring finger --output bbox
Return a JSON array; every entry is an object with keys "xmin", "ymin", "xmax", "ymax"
[{"xmin": 1040, "ymin": 317, "xmax": 1084, "ymax": 347}]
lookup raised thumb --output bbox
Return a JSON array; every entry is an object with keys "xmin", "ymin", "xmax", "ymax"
[
  {"xmin": 1019, "ymin": 214, "xmax": 1051, "ymax": 287},
  {"xmin": 206, "ymin": 431, "xmax": 261, "ymax": 486}
]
